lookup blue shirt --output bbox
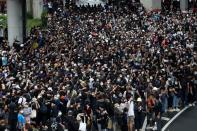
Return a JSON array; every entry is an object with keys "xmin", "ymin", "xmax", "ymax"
[{"xmin": 17, "ymin": 114, "xmax": 25, "ymax": 129}]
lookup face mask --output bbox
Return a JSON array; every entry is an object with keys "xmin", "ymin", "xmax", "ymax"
[
  {"xmin": 113, "ymin": 94, "xmax": 117, "ymax": 98},
  {"xmin": 119, "ymin": 93, "xmax": 122, "ymax": 97},
  {"xmin": 57, "ymin": 94, "xmax": 60, "ymax": 98},
  {"xmin": 62, "ymin": 86, "xmax": 65, "ymax": 90}
]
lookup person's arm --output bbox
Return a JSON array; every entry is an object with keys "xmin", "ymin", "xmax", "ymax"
[
  {"xmin": 157, "ymin": 111, "xmax": 161, "ymax": 119},
  {"xmin": 187, "ymin": 82, "xmax": 190, "ymax": 93},
  {"xmin": 35, "ymin": 102, "xmax": 40, "ymax": 109},
  {"xmin": 128, "ymin": 97, "xmax": 134, "ymax": 105},
  {"xmin": 97, "ymin": 116, "xmax": 102, "ymax": 122}
]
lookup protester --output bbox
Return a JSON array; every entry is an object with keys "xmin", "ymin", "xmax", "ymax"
[{"xmin": 0, "ymin": 0, "xmax": 196, "ymax": 131}]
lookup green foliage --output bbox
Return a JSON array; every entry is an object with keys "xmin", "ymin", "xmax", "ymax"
[
  {"xmin": 27, "ymin": 18, "xmax": 42, "ymax": 31},
  {"xmin": 0, "ymin": 14, "xmax": 7, "ymax": 28}
]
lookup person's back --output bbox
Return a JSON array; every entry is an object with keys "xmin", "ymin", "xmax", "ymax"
[
  {"xmin": 121, "ymin": 108, "xmax": 128, "ymax": 131},
  {"xmin": 17, "ymin": 111, "xmax": 26, "ymax": 130},
  {"xmin": 128, "ymin": 99, "xmax": 134, "ymax": 117},
  {"xmin": 8, "ymin": 101, "xmax": 16, "ymax": 115},
  {"xmin": 127, "ymin": 97, "xmax": 135, "ymax": 131},
  {"xmin": 67, "ymin": 115, "xmax": 78, "ymax": 131},
  {"xmin": 8, "ymin": 101, "xmax": 18, "ymax": 131}
]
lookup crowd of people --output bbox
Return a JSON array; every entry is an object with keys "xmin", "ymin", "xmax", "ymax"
[{"xmin": 0, "ymin": 0, "xmax": 197, "ymax": 131}]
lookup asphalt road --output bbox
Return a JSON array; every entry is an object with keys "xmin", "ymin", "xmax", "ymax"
[{"xmin": 166, "ymin": 105, "xmax": 197, "ymax": 131}]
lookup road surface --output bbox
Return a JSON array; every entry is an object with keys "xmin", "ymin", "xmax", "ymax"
[{"xmin": 166, "ymin": 105, "xmax": 197, "ymax": 131}]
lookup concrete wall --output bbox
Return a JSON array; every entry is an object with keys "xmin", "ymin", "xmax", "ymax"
[
  {"xmin": 32, "ymin": 0, "xmax": 43, "ymax": 19},
  {"xmin": 152, "ymin": 0, "xmax": 161, "ymax": 9},
  {"xmin": 180, "ymin": 0, "xmax": 188, "ymax": 11},
  {"xmin": 7, "ymin": 0, "xmax": 23, "ymax": 45},
  {"xmin": 140, "ymin": 0, "xmax": 161, "ymax": 11},
  {"xmin": 26, "ymin": 0, "xmax": 31, "ymax": 13},
  {"xmin": 26, "ymin": 0, "xmax": 43, "ymax": 19},
  {"xmin": 140, "ymin": 0, "xmax": 152, "ymax": 10}
]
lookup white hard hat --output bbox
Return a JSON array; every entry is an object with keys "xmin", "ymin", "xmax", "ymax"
[{"xmin": 137, "ymin": 97, "xmax": 142, "ymax": 102}]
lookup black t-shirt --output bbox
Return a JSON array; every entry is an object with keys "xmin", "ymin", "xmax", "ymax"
[
  {"xmin": 8, "ymin": 102, "xmax": 16, "ymax": 114},
  {"xmin": 64, "ymin": 115, "xmax": 78, "ymax": 131},
  {"xmin": 8, "ymin": 102, "xmax": 17, "ymax": 121},
  {"xmin": 154, "ymin": 101, "xmax": 162, "ymax": 116}
]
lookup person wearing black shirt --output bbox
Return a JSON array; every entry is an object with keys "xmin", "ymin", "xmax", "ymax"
[
  {"xmin": 187, "ymin": 81, "xmax": 195, "ymax": 106},
  {"xmin": 63, "ymin": 110, "xmax": 79, "ymax": 131},
  {"xmin": 8, "ymin": 99, "xmax": 18, "ymax": 131},
  {"xmin": 153, "ymin": 96, "xmax": 162, "ymax": 131},
  {"xmin": 134, "ymin": 98, "xmax": 144, "ymax": 131}
]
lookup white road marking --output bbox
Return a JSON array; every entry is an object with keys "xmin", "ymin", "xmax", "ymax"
[
  {"xmin": 161, "ymin": 117, "xmax": 170, "ymax": 121},
  {"xmin": 161, "ymin": 106, "xmax": 189, "ymax": 131}
]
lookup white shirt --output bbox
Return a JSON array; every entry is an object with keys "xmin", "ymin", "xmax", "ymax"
[
  {"xmin": 18, "ymin": 97, "xmax": 26, "ymax": 105},
  {"xmin": 127, "ymin": 99, "xmax": 135, "ymax": 117}
]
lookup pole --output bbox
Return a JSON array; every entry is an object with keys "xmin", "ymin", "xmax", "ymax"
[
  {"xmin": 7, "ymin": 0, "xmax": 23, "ymax": 46},
  {"xmin": 22, "ymin": 0, "xmax": 27, "ymax": 42}
]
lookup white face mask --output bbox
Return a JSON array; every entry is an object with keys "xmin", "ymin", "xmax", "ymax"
[
  {"xmin": 19, "ymin": 77, "xmax": 22, "ymax": 81},
  {"xmin": 58, "ymin": 111, "xmax": 62, "ymax": 116},
  {"xmin": 57, "ymin": 94, "xmax": 60, "ymax": 98}
]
